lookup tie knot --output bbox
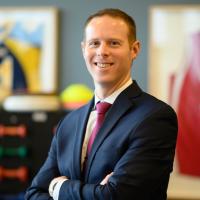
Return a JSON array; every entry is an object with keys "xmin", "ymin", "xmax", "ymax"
[{"xmin": 96, "ymin": 102, "xmax": 112, "ymax": 114}]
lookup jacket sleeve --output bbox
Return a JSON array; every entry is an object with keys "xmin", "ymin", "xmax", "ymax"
[{"xmin": 25, "ymin": 106, "xmax": 177, "ymax": 200}]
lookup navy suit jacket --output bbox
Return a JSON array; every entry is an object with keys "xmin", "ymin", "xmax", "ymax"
[{"xmin": 25, "ymin": 81, "xmax": 178, "ymax": 200}]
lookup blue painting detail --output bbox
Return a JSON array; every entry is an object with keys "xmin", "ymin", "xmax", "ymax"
[{"xmin": 0, "ymin": 42, "xmax": 27, "ymax": 91}]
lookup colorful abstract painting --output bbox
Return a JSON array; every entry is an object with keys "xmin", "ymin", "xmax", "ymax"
[
  {"xmin": 149, "ymin": 5, "xmax": 200, "ymax": 176},
  {"xmin": 149, "ymin": 5, "xmax": 200, "ymax": 199},
  {"xmin": 0, "ymin": 7, "xmax": 58, "ymax": 102}
]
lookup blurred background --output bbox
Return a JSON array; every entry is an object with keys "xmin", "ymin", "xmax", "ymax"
[{"xmin": 0, "ymin": 0, "xmax": 199, "ymax": 200}]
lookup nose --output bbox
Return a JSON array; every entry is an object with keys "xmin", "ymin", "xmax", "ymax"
[{"xmin": 96, "ymin": 42, "xmax": 109, "ymax": 57}]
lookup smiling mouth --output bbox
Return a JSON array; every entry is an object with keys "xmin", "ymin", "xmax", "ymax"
[{"xmin": 95, "ymin": 62, "xmax": 113, "ymax": 68}]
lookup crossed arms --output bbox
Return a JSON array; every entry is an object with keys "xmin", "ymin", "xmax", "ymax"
[{"xmin": 25, "ymin": 106, "xmax": 177, "ymax": 200}]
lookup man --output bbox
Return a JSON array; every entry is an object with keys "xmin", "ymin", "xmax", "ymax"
[{"xmin": 25, "ymin": 8, "xmax": 178, "ymax": 200}]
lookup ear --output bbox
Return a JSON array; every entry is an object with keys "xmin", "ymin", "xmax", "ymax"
[
  {"xmin": 81, "ymin": 41, "xmax": 85, "ymax": 57},
  {"xmin": 131, "ymin": 40, "xmax": 141, "ymax": 60}
]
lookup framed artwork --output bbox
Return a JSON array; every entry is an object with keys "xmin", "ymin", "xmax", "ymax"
[
  {"xmin": 0, "ymin": 7, "xmax": 58, "ymax": 102},
  {"xmin": 149, "ymin": 5, "xmax": 200, "ymax": 199}
]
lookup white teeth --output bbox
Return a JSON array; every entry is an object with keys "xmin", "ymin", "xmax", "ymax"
[{"xmin": 96, "ymin": 63, "xmax": 111, "ymax": 68}]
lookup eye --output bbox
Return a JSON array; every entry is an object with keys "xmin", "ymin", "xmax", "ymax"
[
  {"xmin": 110, "ymin": 40, "xmax": 121, "ymax": 47},
  {"xmin": 88, "ymin": 41, "xmax": 100, "ymax": 48}
]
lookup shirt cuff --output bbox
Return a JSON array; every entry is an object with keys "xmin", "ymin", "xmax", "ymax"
[{"xmin": 53, "ymin": 178, "xmax": 68, "ymax": 200}]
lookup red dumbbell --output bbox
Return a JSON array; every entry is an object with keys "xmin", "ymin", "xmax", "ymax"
[
  {"xmin": 0, "ymin": 166, "xmax": 28, "ymax": 182},
  {"xmin": 0, "ymin": 124, "xmax": 27, "ymax": 138}
]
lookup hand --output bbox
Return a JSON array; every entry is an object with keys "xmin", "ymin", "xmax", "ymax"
[
  {"xmin": 49, "ymin": 176, "xmax": 68, "ymax": 197},
  {"xmin": 100, "ymin": 172, "xmax": 113, "ymax": 185}
]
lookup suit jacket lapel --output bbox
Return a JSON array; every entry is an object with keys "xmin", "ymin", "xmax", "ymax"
[
  {"xmin": 85, "ymin": 81, "xmax": 142, "ymax": 179},
  {"xmin": 72, "ymin": 99, "xmax": 94, "ymax": 178}
]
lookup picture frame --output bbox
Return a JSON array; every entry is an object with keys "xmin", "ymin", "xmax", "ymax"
[
  {"xmin": 149, "ymin": 5, "xmax": 200, "ymax": 199},
  {"xmin": 0, "ymin": 7, "xmax": 58, "ymax": 102},
  {"xmin": 149, "ymin": 5, "xmax": 200, "ymax": 105}
]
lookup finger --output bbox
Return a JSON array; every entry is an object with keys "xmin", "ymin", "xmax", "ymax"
[{"xmin": 100, "ymin": 172, "xmax": 113, "ymax": 185}]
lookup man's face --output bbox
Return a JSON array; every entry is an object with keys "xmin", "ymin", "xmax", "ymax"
[{"xmin": 82, "ymin": 15, "xmax": 140, "ymax": 89}]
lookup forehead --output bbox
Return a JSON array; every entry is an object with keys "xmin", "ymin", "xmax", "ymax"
[{"xmin": 84, "ymin": 15, "xmax": 129, "ymax": 40}]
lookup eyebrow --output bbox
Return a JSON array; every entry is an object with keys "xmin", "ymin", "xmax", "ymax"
[{"xmin": 86, "ymin": 38, "xmax": 123, "ymax": 43}]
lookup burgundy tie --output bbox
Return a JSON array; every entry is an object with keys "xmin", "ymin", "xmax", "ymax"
[{"xmin": 87, "ymin": 102, "xmax": 112, "ymax": 155}]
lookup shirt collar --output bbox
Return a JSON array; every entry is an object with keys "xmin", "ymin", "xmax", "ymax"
[{"xmin": 94, "ymin": 78, "xmax": 132, "ymax": 106}]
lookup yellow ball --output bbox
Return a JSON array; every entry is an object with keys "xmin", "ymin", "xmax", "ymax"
[{"xmin": 60, "ymin": 84, "xmax": 93, "ymax": 110}]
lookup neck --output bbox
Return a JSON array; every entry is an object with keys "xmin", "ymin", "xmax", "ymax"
[{"xmin": 94, "ymin": 77, "xmax": 131, "ymax": 99}]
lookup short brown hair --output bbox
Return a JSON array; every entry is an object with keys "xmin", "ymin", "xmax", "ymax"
[{"xmin": 84, "ymin": 8, "xmax": 137, "ymax": 43}]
